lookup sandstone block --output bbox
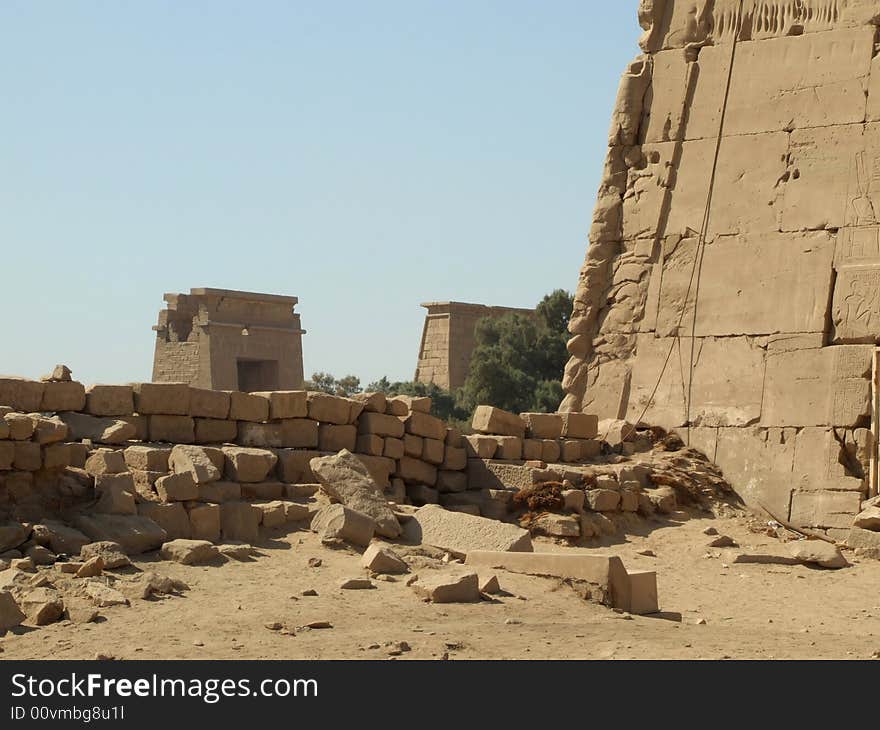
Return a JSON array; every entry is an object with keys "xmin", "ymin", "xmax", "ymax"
[
  {"xmin": 229, "ymin": 391, "xmax": 269, "ymax": 422},
  {"xmin": 309, "ymin": 450, "xmax": 401, "ymax": 538},
  {"xmin": 85, "ymin": 448, "xmax": 126, "ymax": 476},
  {"xmin": 559, "ymin": 412, "xmax": 599, "ymax": 439},
  {"xmin": 191, "ymin": 417, "xmax": 235, "ymax": 443},
  {"xmin": 79, "ymin": 541, "xmax": 131, "ymax": 569},
  {"xmin": 137, "ymin": 502, "xmax": 192, "ymax": 540},
  {"xmin": 59, "ymin": 412, "xmax": 137, "ymax": 444},
  {"xmin": 198, "ymin": 481, "xmax": 241, "ymax": 503},
  {"xmin": 404, "ymin": 504, "xmax": 533, "ymax": 555},
  {"xmin": 132, "ymin": 382, "xmax": 190, "ymax": 415},
  {"xmin": 43, "ymin": 443, "xmax": 71, "ymax": 470},
  {"xmin": 397, "ymin": 456, "xmax": 437, "ymax": 486},
  {"xmin": 14, "ymin": 442, "xmax": 41, "ymax": 471},
  {"xmin": 0, "ymin": 378, "xmax": 44, "ymax": 412},
  {"xmin": 219, "ymin": 501, "xmax": 261, "ymax": 543},
  {"xmin": 318, "ymin": 424, "xmax": 357, "ymax": 452},
  {"xmin": 85, "ymin": 385, "xmax": 134, "ymax": 416},
  {"xmin": 187, "ymin": 503, "xmax": 221, "ymax": 542},
  {"xmin": 407, "ymin": 483, "xmax": 439, "ymax": 505},
  {"xmin": 0, "ymin": 442, "xmax": 13, "ymax": 470},
  {"xmin": 493, "ymin": 436, "xmax": 522, "ymax": 461},
  {"xmin": 276, "ymin": 449, "xmax": 321, "ymax": 483},
  {"xmin": 0, "ymin": 590, "xmax": 25, "ymax": 630},
  {"xmin": 306, "ymin": 393, "xmax": 352, "ymax": 424},
  {"xmin": 358, "ymin": 412, "xmax": 405, "ymax": 438},
  {"xmin": 33, "ymin": 521, "xmax": 90, "ymax": 555},
  {"xmin": 361, "ymin": 543, "xmax": 408, "ymax": 574},
  {"xmin": 532, "ymin": 513, "xmax": 581, "ymax": 538},
  {"xmin": 124, "ymin": 444, "xmax": 171, "ymax": 472},
  {"xmin": 188, "ymin": 388, "xmax": 230, "ymax": 419},
  {"xmin": 422, "ymin": 437, "xmax": 445, "ymax": 465},
  {"xmin": 119, "ymin": 415, "xmax": 149, "ymax": 441},
  {"xmin": 463, "ymin": 435, "xmax": 498, "ymax": 459},
  {"xmin": 169, "ymin": 444, "xmax": 222, "ymax": 483},
  {"xmin": 440, "ymin": 445, "xmax": 467, "ymax": 471},
  {"xmin": 161, "ymin": 539, "xmax": 218, "ymax": 565},
  {"xmin": 74, "ymin": 514, "xmax": 167, "ymax": 555},
  {"xmin": 383, "ymin": 437, "xmax": 405, "ymax": 460},
  {"xmin": 541, "ymin": 439, "xmax": 561, "ymax": 463},
  {"xmin": 436, "ymin": 470, "xmax": 468, "ymax": 493},
  {"xmin": 40, "ymin": 381, "xmax": 85, "ymax": 412},
  {"xmin": 94, "ymin": 472, "xmax": 137, "ymax": 515},
  {"xmin": 521, "ymin": 412, "xmax": 563, "ymax": 439},
  {"xmin": 586, "ymin": 488, "xmax": 620, "ymax": 512},
  {"xmin": 403, "ymin": 433, "xmax": 423, "ymax": 458},
  {"xmin": 356, "ymin": 433, "xmax": 384, "ymax": 456},
  {"xmin": 522, "ymin": 439, "xmax": 543, "ymax": 461},
  {"xmin": 310, "ymin": 503, "xmax": 375, "ymax": 546},
  {"xmin": 31, "ymin": 416, "xmax": 68, "ymax": 445},
  {"xmin": 385, "ymin": 398, "xmax": 409, "ymax": 416},
  {"xmin": 790, "ymin": 490, "xmax": 862, "ymax": 530},
  {"xmin": 356, "ymin": 454, "xmax": 395, "ymax": 489},
  {"xmin": 472, "ymin": 406, "xmax": 525, "ymax": 437},
  {"xmin": 404, "ymin": 411, "xmax": 446, "ymax": 441},
  {"xmin": 155, "ymin": 472, "xmax": 199, "ymax": 502},
  {"xmin": 5, "ymin": 413, "xmax": 34, "ymax": 440},
  {"xmin": 148, "ymin": 415, "xmax": 194, "ymax": 444},
  {"xmin": 241, "ymin": 481, "xmax": 284, "ymax": 499},
  {"xmin": 410, "ymin": 569, "xmax": 480, "ymax": 603},
  {"xmin": 352, "ymin": 391, "xmax": 386, "ymax": 414},
  {"xmin": 222, "ymin": 446, "xmax": 277, "ymax": 482},
  {"xmin": 255, "ymin": 500, "xmax": 287, "ymax": 528}
]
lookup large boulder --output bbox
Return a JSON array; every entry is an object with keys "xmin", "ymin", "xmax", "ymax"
[
  {"xmin": 403, "ymin": 504, "xmax": 533, "ymax": 556},
  {"xmin": 309, "ymin": 450, "xmax": 401, "ymax": 538},
  {"xmin": 74, "ymin": 514, "xmax": 167, "ymax": 555}
]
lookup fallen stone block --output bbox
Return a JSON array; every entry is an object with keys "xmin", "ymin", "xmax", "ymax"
[
  {"xmin": 789, "ymin": 540, "xmax": 848, "ymax": 569},
  {"xmin": 410, "ymin": 568, "xmax": 480, "ymax": 603},
  {"xmin": 84, "ymin": 582, "xmax": 129, "ymax": 607},
  {"xmin": 160, "ymin": 539, "xmax": 219, "ymax": 565},
  {"xmin": 76, "ymin": 556, "xmax": 104, "ymax": 578},
  {"xmin": 79, "ymin": 541, "xmax": 131, "ymax": 569},
  {"xmin": 20, "ymin": 587, "xmax": 64, "ymax": 626},
  {"xmin": 361, "ymin": 543, "xmax": 408, "ymax": 574},
  {"xmin": 310, "ymin": 450, "xmax": 401, "ymax": 538},
  {"xmin": 32, "ymin": 521, "xmax": 90, "ymax": 555},
  {"xmin": 531, "ymin": 513, "xmax": 581, "ymax": 538},
  {"xmin": 465, "ymin": 550, "xmax": 637, "ymax": 611},
  {"xmin": 403, "ymin": 504, "xmax": 532, "ymax": 556},
  {"xmin": 853, "ymin": 506, "xmax": 880, "ymax": 531},
  {"xmin": 0, "ymin": 590, "xmax": 26, "ymax": 630},
  {"xmin": 310, "ymin": 504, "xmax": 375, "ymax": 547},
  {"xmin": 0, "ymin": 521, "xmax": 29, "ymax": 553},
  {"xmin": 74, "ymin": 514, "xmax": 167, "ymax": 555},
  {"xmin": 471, "ymin": 405, "xmax": 525, "ymax": 438}
]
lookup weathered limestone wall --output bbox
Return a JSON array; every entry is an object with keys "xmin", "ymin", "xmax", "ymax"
[
  {"xmin": 562, "ymin": 0, "xmax": 880, "ymax": 536},
  {"xmin": 415, "ymin": 301, "xmax": 535, "ymax": 390},
  {"xmin": 152, "ymin": 288, "xmax": 306, "ymax": 392}
]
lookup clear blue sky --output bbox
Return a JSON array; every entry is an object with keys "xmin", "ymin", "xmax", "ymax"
[{"xmin": 1, "ymin": 1, "xmax": 640, "ymax": 387}]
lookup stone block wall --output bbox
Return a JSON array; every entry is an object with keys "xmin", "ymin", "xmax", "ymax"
[{"xmin": 561, "ymin": 0, "xmax": 880, "ymax": 537}]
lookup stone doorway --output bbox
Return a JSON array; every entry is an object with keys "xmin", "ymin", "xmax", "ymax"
[{"xmin": 237, "ymin": 359, "xmax": 279, "ymax": 392}]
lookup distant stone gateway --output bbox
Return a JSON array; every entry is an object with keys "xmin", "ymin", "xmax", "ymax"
[
  {"xmin": 152, "ymin": 288, "xmax": 305, "ymax": 392},
  {"xmin": 562, "ymin": 0, "xmax": 880, "ymax": 534},
  {"xmin": 414, "ymin": 301, "xmax": 534, "ymax": 390}
]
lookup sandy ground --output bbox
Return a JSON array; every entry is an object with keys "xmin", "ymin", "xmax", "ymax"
[{"xmin": 2, "ymin": 510, "xmax": 880, "ymax": 660}]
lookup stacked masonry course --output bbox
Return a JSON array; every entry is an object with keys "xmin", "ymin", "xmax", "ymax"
[
  {"xmin": 0, "ymin": 371, "xmax": 723, "ymax": 557},
  {"xmin": 561, "ymin": 0, "xmax": 880, "ymax": 539}
]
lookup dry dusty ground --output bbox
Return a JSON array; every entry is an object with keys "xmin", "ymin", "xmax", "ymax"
[{"xmin": 2, "ymin": 509, "xmax": 880, "ymax": 660}]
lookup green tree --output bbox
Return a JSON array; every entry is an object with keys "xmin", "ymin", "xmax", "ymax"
[
  {"xmin": 456, "ymin": 289, "xmax": 572, "ymax": 415},
  {"xmin": 305, "ymin": 372, "xmax": 362, "ymax": 396}
]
